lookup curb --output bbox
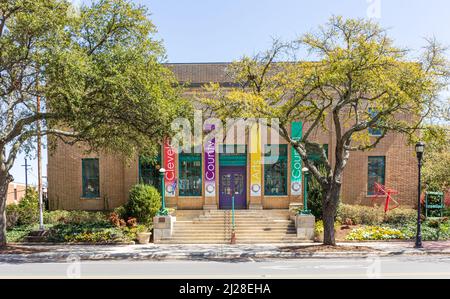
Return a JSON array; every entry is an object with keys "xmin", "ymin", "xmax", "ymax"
[{"xmin": 0, "ymin": 250, "xmax": 448, "ymax": 263}]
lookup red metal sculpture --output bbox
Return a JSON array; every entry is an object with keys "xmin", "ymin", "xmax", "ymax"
[{"xmin": 373, "ymin": 182, "xmax": 400, "ymax": 213}]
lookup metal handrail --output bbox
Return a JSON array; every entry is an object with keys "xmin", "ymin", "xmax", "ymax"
[{"xmin": 231, "ymin": 195, "xmax": 236, "ymax": 244}]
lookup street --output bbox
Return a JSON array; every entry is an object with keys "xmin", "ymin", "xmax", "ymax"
[{"xmin": 1, "ymin": 256, "xmax": 449, "ymax": 279}]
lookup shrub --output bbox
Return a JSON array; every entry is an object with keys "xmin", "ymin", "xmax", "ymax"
[
  {"xmin": 113, "ymin": 205, "xmax": 127, "ymax": 219},
  {"xmin": 346, "ymin": 226, "xmax": 406, "ymax": 240},
  {"xmin": 337, "ymin": 204, "xmax": 384, "ymax": 225},
  {"xmin": 126, "ymin": 184, "xmax": 161, "ymax": 224},
  {"xmin": 383, "ymin": 208, "xmax": 416, "ymax": 225},
  {"xmin": 307, "ymin": 169, "xmax": 326, "ymax": 219},
  {"xmin": 337, "ymin": 204, "xmax": 416, "ymax": 226},
  {"xmin": 44, "ymin": 210, "xmax": 108, "ymax": 225},
  {"xmin": 400, "ymin": 219, "xmax": 450, "ymax": 241},
  {"xmin": 46, "ymin": 223, "xmax": 131, "ymax": 243},
  {"xmin": 5, "ymin": 204, "xmax": 20, "ymax": 229},
  {"xmin": 8, "ymin": 188, "xmax": 40, "ymax": 226}
]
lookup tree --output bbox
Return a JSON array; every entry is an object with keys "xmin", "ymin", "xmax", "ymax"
[
  {"xmin": 0, "ymin": 0, "xmax": 191, "ymax": 247},
  {"xmin": 422, "ymin": 125, "xmax": 450, "ymax": 192},
  {"xmin": 202, "ymin": 16, "xmax": 449, "ymax": 245}
]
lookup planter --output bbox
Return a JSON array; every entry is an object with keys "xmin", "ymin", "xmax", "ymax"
[{"xmin": 136, "ymin": 232, "xmax": 152, "ymax": 244}]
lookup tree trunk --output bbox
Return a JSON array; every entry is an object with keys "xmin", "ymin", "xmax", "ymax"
[
  {"xmin": 0, "ymin": 170, "xmax": 12, "ymax": 248},
  {"xmin": 322, "ymin": 182, "xmax": 341, "ymax": 246}
]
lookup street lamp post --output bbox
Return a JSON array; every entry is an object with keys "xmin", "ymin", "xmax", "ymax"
[
  {"xmin": 415, "ymin": 141, "xmax": 425, "ymax": 249},
  {"xmin": 301, "ymin": 167, "xmax": 311, "ymax": 215},
  {"xmin": 158, "ymin": 168, "xmax": 168, "ymax": 216}
]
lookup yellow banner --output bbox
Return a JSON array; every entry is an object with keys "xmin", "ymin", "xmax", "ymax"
[{"xmin": 250, "ymin": 122, "xmax": 262, "ymax": 196}]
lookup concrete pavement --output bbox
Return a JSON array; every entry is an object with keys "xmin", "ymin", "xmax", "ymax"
[
  {"xmin": 1, "ymin": 241, "xmax": 449, "ymax": 263},
  {"xmin": 1, "ymin": 256, "xmax": 449, "ymax": 278}
]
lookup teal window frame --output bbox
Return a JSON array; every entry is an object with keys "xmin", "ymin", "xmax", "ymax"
[
  {"xmin": 367, "ymin": 156, "xmax": 386, "ymax": 195},
  {"xmin": 139, "ymin": 153, "xmax": 161, "ymax": 191},
  {"xmin": 179, "ymin": 150, "xmax": 202, "ymax": 196},
  {"xmin": 82, "ymin": 158, "xmax": 100, "ymax": 198},
  {"xmin": 219, "ymin": 144, "xmax": 247, "ymax": 167},
  {"xmin": 264, "ymin": 144, "xmax": 288, "ymax": 196},
  {"xmin": 368, "ymin": 108, "xmax": 383, "ymax": 136}
]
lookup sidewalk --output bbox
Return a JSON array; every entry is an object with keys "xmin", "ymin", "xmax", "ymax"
[{"xmin": 1, "ymin": 241, "xmax": 449, "ymax": 263}]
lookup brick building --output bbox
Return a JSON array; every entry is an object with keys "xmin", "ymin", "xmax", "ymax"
[
  {"xmin": 6, "ymin": 182, "xmax": 27, "ymax": 205},
  {"xmin": 47, "ymin": 63, "xmax": 418, "ymax": 212}
]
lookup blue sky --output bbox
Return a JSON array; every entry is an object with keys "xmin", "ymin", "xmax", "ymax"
[{"xmin": 10, "ymin": 0, "xmax": 450, "ymax": 185}]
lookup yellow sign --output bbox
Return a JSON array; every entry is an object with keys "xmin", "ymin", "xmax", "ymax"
[{"xmin": 250, "ymin": 122, "xmax": 262, "ymax": 196}]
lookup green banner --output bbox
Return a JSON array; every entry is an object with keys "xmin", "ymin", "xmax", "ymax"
[{"xmin": 290, "ymin": 121, "xmax": 302, "ymax": 196}]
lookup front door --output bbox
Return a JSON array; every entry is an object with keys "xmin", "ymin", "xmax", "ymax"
[{"xmin": 219, "ymin": 166, "xmax": 246, "ymax": 209}]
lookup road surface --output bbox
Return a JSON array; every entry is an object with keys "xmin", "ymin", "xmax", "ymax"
[{"xmin": 1, "ymin": 255, "xmax": 449, "ymax": 279}]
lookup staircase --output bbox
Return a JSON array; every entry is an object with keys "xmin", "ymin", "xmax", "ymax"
[{"xmin": 159, "ymin": 210, "xmax": 305, "ymax": 244}]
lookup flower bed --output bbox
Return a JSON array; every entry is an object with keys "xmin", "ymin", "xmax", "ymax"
[{"xmin": 345, "ymin": 226, "xmax": 406, "ymax": 241}]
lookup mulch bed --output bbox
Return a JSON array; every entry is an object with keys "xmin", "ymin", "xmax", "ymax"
[
  {"xmin": 0, "ymin": 246, "xmax": 49, "ymax": 254},
  {"xmin": 278, "ymin": 245, "xmax": 380, "ymax": 252}
]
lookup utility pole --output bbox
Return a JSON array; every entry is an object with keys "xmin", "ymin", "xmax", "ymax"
[
  {"xmin": 36, "ymin": 69, "xmax": 44, "ymax": 231},
  {"xmin": 21, "ymin": 158, "xmax": 30, "ymax": 193}
]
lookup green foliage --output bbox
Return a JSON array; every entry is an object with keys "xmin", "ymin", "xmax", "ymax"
[
  {"xmin": 337, "ymin": 204, "xmax": 416, "ymax": 225},
  {"xmin": 337, "ymin": 204, "xmax": 384, "ymax": 225},
  {"xmin": 346, "ymin": 226, "xmax": 406, "ymax": 241},
  {"xmin": 307, "ymin": 165, "xmax": 327, "ymax": 219},
  {"xmin": 47, "ymin": 223, "xmax": 131, "ymax": 243},
  {"xmin": 399, "ymin": 219, "xmax": 450, "ymax": 241},
  {"xmin": 422, "ymin": 128, "xmax": 450, "ymax": 192},
  {"xmin": 126, "ymin": 184, "xmax": 161, "ymax": 224},
  {"xmin": 5, "ymin": 225, "xmax": 35, "ymax": 243},
  {"xmin": 0, "ymin": 0, "xmax": 192, "ymax": 245},
  {"xmin": 383, "ymin": 208, "xmax": 417, "ymax": 225},
  {"xmin": 113, "ymin": 205, "xmax": 127, "ymax": 219},
  {"xmin": 6, "ymin": 209, "xmax": 138, "ymax": 243},
  {"xmin": 44, "ymin": 210, "xmax": 108, "ymax": 225},
  {"xmin": 201, "ymin": 16, "xmax": 449, "ymax": 245},
  {"xmin": 5, "ymin": 189, "xmax": 40, "ymax": 227}
]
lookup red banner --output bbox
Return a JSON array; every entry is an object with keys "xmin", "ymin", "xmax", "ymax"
[{"xmin": 164, "ymin": 139, "xmax": 177, "ymax": 197}]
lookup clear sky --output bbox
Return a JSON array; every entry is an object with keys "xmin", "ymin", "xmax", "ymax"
[{"xmin": 10, "ymin": 0, "xmax": 450, "ymax": 185}]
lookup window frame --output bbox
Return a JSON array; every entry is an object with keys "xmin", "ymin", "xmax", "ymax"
[
  {"xmin": 264, "ymin": 144, "xmax": 288, "ymax": 196},
  {"xmin": 368, "ymin": 108, "xmax": 383, "ymax": 137},
  {"xmin": 81, "ymin": 158, "xmax": 100, "ymax": 198},
  {"xmin": 367, "ymin": 156, "xmax": 386, "ymax": 196},
  {"xmin": 138, "ymin": 154, "xmax": 162, "ymax": 190},
  {"xmin": 178, "ymin": 151, "xmax": 202, "ymax": 197}
]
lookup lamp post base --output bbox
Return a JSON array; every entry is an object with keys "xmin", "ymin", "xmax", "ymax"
[{"xmin": 157, "ymin": 208, "xmax": 169, "ymax": 216}]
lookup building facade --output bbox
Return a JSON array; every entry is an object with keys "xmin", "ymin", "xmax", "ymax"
[
  {"xmin": 6, "ymin": 182, "xmax": 27, "ymax": 205},
  {"xmin": 47, "ymin": 63, "xmax": 419, "ymax": 211}
]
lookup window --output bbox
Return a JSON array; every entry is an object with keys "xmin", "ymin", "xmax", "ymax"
[
  {"xmin": 139, "ymin": 154, "xmax": 161, "ymax": 190},
  {"xmin": 264, "ymin": 144, "xmax": 288, "ymax": 196},
  {"xmin": 82, "ymin": 158, "xmax": 99, "ymax": 198},
  {"xmin": 179, "ymin": 151, "xmax": 202, "ymax": 196},
  {"xmin": 367, "ymin": 156, "xmax": 385, "ymax": 195},
  {"xmin": 368, "ymin": 108, "xmax": 383, "ymax": 136}
]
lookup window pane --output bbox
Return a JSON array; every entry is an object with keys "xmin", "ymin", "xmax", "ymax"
[
  {"xmin": 139, "ymin": 155, "xmax": 161, "ymax": 190},
  {"xmin": 264, "ymin": 144, "xmax": 287, "ymax": 196},
  {"xmin": 367, "ymin": 156, "xmax": 385, "ymax": 195},
  {"xmin": 179, "ymin": 152, "xmax": 202, "ymax": 196},
  {"xmin": 82, "ymin": 159, "xmax": 99, "ymax": 198}
]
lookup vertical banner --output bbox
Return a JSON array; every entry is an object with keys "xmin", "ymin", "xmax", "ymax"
[
  {"xmin": 204, "ymin": 125, "xmax": 216, "ymax": 197},
  {"xmin": 250, "ymin": 122, "xmax": 262, "ymax": 196},
  {"xmin": 290, "ymin": 121, "xmax": 302, "ymax": 196},
  {"xmin": 164, "ymin": 139, "xmax": 177, "ymax": 197}
]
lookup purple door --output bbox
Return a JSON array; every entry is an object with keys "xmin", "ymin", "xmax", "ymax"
[{"xmin": 219, "ymin": 166, "xmax": 247, "ymax": 209}]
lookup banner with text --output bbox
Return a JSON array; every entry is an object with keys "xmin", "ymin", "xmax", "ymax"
[
  {"xmin": 204, "ymin": 125, "xmax": 216, "ymax": 197},
  {"xmin": 250, "ymin": 122, "xmax": 262, "ymax": 196},
  {"xmin": 290, "ymin": 122, "xmax": 302, "ymax": 196},
  {"xmin": 164, "ymin": 139, "xmax": 177, "ymax": 197}
]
